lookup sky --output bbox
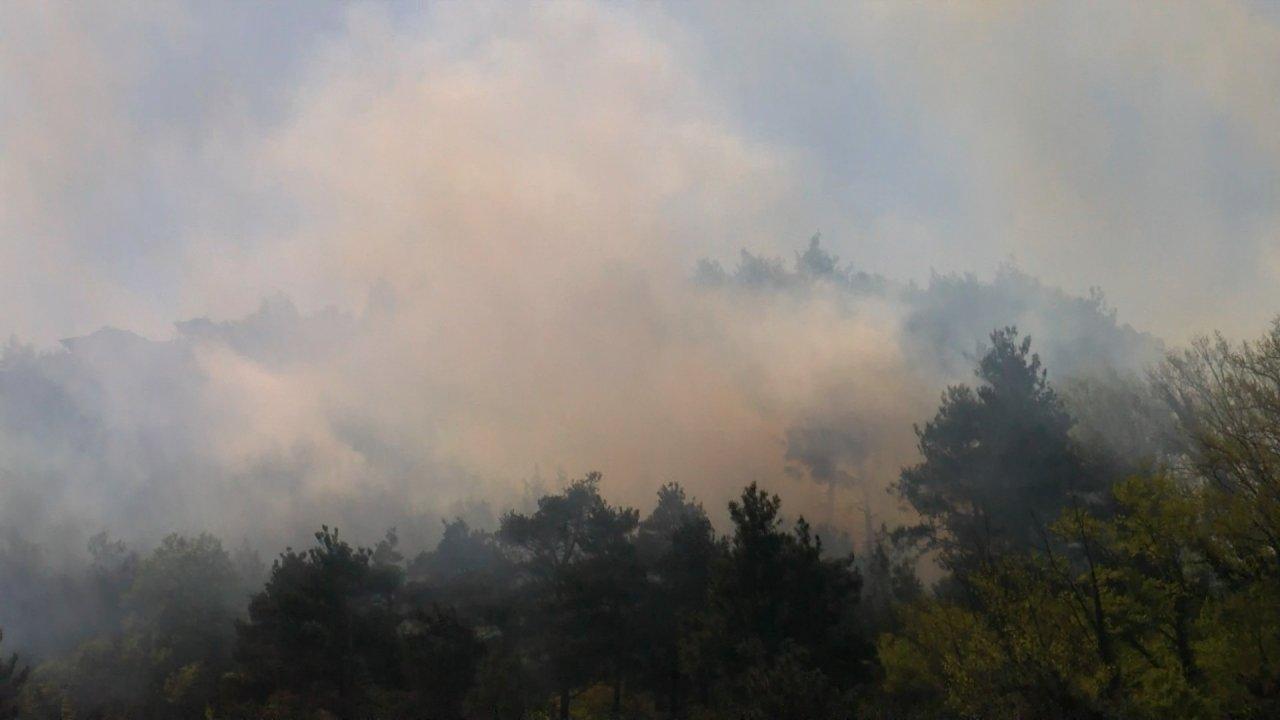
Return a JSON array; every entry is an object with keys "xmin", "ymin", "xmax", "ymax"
[
  {"xmin": 1, "ymin": 1, "xmax": 1278, "ymax": 549},
  {"xmin": 3, "ymin": 1, "xmax": 1279, "ymax": 345}
]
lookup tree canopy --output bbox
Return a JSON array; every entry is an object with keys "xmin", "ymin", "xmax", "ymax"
[{"xmin": 8, "ymin": 320, "xmax": 1280, "ymax": 718}]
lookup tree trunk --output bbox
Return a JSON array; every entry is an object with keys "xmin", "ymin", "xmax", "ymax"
[
  {"xmin": 668, "ymin": 664, "xmax": 681, "ymax": 720},
  {"xmin": 1174, "ymin": 593, "xmax": 1200, "ymax": 683},
  {"xmin": 611, "ymin": 673, "xmax": 622, "ymax": 718},
  {"xmin": 559, "ymin": 685, "xmax": 571, "ymax": 720}
]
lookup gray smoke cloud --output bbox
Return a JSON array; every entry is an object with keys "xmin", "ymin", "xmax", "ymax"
[
  {"xmin": 0, "ymin": 235, "xmax": 1160, "ymax": 563},
  {"xmin": 0, "ymin": 0, "xmax": 1267, "ymax": 567}
]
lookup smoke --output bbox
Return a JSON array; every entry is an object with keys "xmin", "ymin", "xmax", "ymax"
[
  {"xmin": 0, "ymin": 237, "xmax": 1158, "ymax": 566},
  {"xmin": 0, "ymin": 0, "xmax": 1250, "ymax": 570}
]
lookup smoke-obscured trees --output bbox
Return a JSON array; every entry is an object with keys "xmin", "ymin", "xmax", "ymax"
[
  {"xmin": 1157, "ymin": 321, "xmax": 1280, "ymax": 584},
  {"xmin": 876, "ymin": 319, "xmax": 1280, "ymax": 719},
  {"xmin": 15, "ymin": 534, "xmax": 248, "ymax": 720},
  {"xmin": 12, "ymin": 309, "xmax": 1280, "ymax": 719},
  {"xmin": 1155, "ymin": 320, "xmax": 1280, "ymax": 711},
  {"xmin": 229, "ymin": 525, "xmax": 487, "ymax": 720},
  {"xmin": 635, "ymin": 483, "xmax": 718, "ymax": 717},
  {"xmin": 896, "ymin": 327, "xmax": 1092, "ymax": 572},
  {"xmin": 498, "ymin": 472, "xmax": 644, "ymax": 719},
  {"xmin": 0, "ymin": 631, "xmax": 27, "ymax": 720},
  {"xmin": 231, "ymin": 527, "xmax": 404, "ymax": 718},
  {"xmin": 688, "ymin": 483, "xmax": 869, "ymax": 718}
]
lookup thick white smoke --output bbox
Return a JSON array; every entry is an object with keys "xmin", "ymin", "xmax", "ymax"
[{"xmin": 0, "ymin": 1, "xmax": 1211, "ymax": 563}]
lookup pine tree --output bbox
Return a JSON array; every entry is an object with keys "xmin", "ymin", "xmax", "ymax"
[{"xmin": 0, "ymin": 629, "xmax": 29, "ymax": 720}]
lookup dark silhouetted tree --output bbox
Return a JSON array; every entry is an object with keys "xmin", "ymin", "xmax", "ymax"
[
  {"xmin": 396, "ymin": 605, "xmax": 484, "ymax": 720},
  {"xmin": 232, "ymin": 527, "xmax": 402, "ymax": 718},
  {"xmin": 0, "ymin": 630, "xmax": 28, "ymax": 720},
  {"xmin": 897, "ymin": 327, "xmax": 1088, "ymax": 572},
  {"xmin": 127, "ymin": 533, "xmax": 241, "ymax": 719},
  {"xmin": 696, "ymin": 483, "xmax": 868, "ymax": 712},
  {"xmin": 636, "ymin": 483, "xmax": 719, "ymax": 717},
  {"xmin": 498, "ymin": 472, "xmax": 642, "ymax": 719}
]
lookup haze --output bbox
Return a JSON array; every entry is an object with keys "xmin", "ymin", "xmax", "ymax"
[{"xmin": 1, "ymin": 1, "xmax": 1275, "ymax": 552}]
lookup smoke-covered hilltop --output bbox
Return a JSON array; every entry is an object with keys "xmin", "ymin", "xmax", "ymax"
[
  {"xmin": 0, "ymin": 295, "xmax": 490, "ymax": 561},
  {"xmin": 5, "ymin": 2, "xmax": 1280, "ymax": 715},
  {"xmin": 699, "ymin": 235, "xmax": 1161, "ymax": 380},
  {"xmin": 0, "ymin": 238, "xmax": 1160, "ymax": 563},
  {"xmin": 695, "ymin": 237, "xmax": 1161, "ymax": 528}
]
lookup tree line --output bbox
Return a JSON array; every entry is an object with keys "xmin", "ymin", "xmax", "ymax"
[{"xmin": 3, "ymin": 320, "xmax": 1280, "ymax": 719}]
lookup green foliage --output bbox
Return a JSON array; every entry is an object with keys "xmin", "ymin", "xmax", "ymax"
[
  {"xmin": 634, "ymin": 483, "xmax": 718, "ymax": 716},
  {"xmin": 499, "ymin": 472, "xmax": 645, "ymax": 718},
  {"xmin": 1158, "ymin": 327, "xmax": 1280, "ymax": 576},
  {"xmin": 689, "ymin": 483, "xmax": 870, "ymax": 711},
  {"xmin": 897, "ymin": 327, "xmax": 1091, "ymax": 571},
  {"xmin": 879, "ymin": 472, "xmax": 1261, "ymax": 719},
  {"xmin": 232, "ymin": 526, "xmax": 402, "ymax": 718},
  {"xmin": 467, "ymin": 645, "xmax": 546, "ymax": 720},
  {"xmin": 877, "ymin": 319, "xmax": 1280, "ymax": 719},
  {"xmin": 858, "ymin": 535, "xmax": 923, "ymax": 634},
  {"xmin": 1154, "ymin": 321, "xmax": 1280, "ymax": 714},
  {"xmin": 15, "ymin": 533, "xmax": 244, "ymax": 720},
  {"xmin": 131, "ymin": 533, "xmax": 240, "ymax": 663},
  {"xmin": 14, "ymin": 317, "xmax": 1280, "ymax": 719},
  {"xmin": 712, "ymin": 643, "xmax": 851, "ymax": 720},
  {"xmin": 879, "ymin": 557, "xmax": 1111, "ymax": 719},
  {"xmin": 1197, "ymin": 583, "xmax": 1280, "ymax": 717}
]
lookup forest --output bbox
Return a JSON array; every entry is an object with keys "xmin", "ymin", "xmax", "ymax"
[
  {"xmin": 2, "ymin": 317, "xmax": 1279, "ymax": 720},
  {"xmin": 8, "ymin": 1, "xmax": 1280, "ymax": 718}
]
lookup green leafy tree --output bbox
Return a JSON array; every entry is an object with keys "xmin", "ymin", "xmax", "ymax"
[
  {"xmin": 718, "ymin": 643, "xmax": 851, "ymax": 720},
  {"xmin": 1155, "ymin": 319, "xmax": 1280, "ymax": 714},
  {"xmin": 880, "ymin": 474, "xmax": 1222, "ymax": 720},
  {"xmin": 14, "ymin": 534, "xmax": 243, "ymax": 720},
  {"xmin": 128, "ymin": 533, "xmax": 241, "ymax": 719},
  {"xmin": 878, "ymin": 559, "xmax": 1107, "ymax": 720},
  {"xmin": 1157, "ymin": 321, "xmax": 1280, "ymax": 584}
]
